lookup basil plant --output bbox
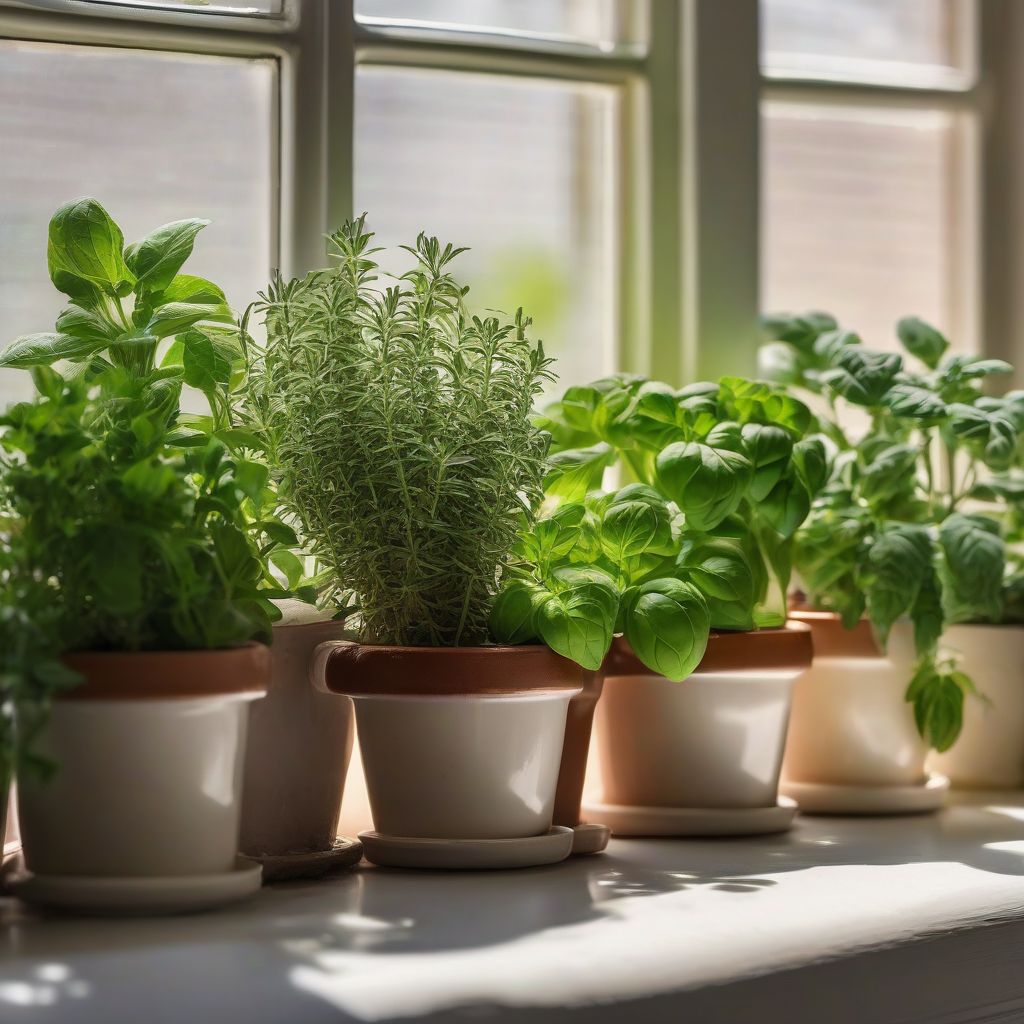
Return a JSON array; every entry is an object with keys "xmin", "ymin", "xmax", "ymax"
[
  {"xmin": 490, "ymin": 375, "xmax": 827, "ymax": 681},
  {"xmin": 762, "ymin": 312, "xmax": 1024, "ymax": 750}
]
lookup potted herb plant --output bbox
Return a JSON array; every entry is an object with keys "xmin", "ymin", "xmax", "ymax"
[
  {"xmin": 495, "ymin": 374, "xmax": 819, "ymax": 836},
  {"xmin": 243, "ymin": 217, "xmax": 600, "ymax": 870},
  {"xmin": 0, "ymin": 199, "xmax": 278, "ymax": 912},
  {"xmin": 762, "ymin": 312, "xmax": 1024, "ymax": 803}
]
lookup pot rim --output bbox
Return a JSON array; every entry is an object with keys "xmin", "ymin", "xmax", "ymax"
[
  {"xmin": 605, "ymin": 623, "xmax": 813, "ymax": 678},
  {"xmin": 59, "ymin": 641, "xmax": 270, "ymax": 701},
  {"xmin": 316, "ymin": 641, "xmax": 584, "ymax": 697},
  {"xmin": 786, "ymin": 608, "xmax": 881, "ymax": 658}
]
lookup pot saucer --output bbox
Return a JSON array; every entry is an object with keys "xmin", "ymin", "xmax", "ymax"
[
  {"xmin": 10, "ymin": 856, "xmax": 262, "ymax": 916},
  {"xmin": 581, "ymin": 797, "xmax": 798, "ymax": 837},
  {"xmin": 250, "ymin": 836, "xmax": 364, "ymax": 883},
  {"xmin": 571, "ymin": 823, "xmax": 611, "ymax": 856},
  {"xmin": 781, "ymin": 772, "xmax": 950, "ymax": 815},
  {"xmin": 358, "ymin": 826, "xmax": 574, "ymax": 870}
]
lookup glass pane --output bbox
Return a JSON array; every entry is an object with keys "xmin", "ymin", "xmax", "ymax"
[
  {"xmin": 355, "ymin": 66, "xmax": 620, "ymax": 398},
  {"xmin": 355, "ymin": 0, "xmax": 640, "ymax": 49},
  {"xmin": 84, "ymin": 1, "xmax": 281, "ymax": 15},
  {"xmin": 762, "ymin": 0, "xmax": 973, "ymax": 82},
  {"xmin": 761, "ymin": 102, "xmax": 974, "ymax": 355},
  {"xmin": 0, "ymin": 41, "xmax": 274, "ymax": 404}
]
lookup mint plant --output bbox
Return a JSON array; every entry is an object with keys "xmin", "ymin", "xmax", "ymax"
[
  {"xmin": 762, "ymin": 313, "xmax": 1024, "ymax": 749},
  {"xmin": 492, "ymin": 375, "xmax": 826, "ymax": 679}
]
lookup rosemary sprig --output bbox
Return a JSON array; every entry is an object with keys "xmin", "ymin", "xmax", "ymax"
[{"xmin": 244, "ymin": 216, "xmax": 555, "ymax": 646}]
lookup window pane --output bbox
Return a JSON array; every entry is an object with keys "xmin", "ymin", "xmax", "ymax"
[
  {"xmin": 0, "ymin": 41, "xmax": 274, "ymax": 404},
  {"xmin": 355, "ymin": 66, "xmax": 619, "ymax": 397},
  {"xmin": 355, "ymin": 0, "xmax": 641, "ymax": 49},
  {"xmin": 84, "ymin": 1, "xmax": 281, "ymax": 15},
  {"xmin": 761, "ymin": 102, "xmax": 974, "ymax": 354},
  {"xmin": 762, "ymin": 0, "xmax": 973, "ymax": 83}
]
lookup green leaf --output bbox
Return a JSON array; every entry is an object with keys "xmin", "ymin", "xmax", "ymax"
[
  {"xmin": 233, "ymin": 459, "xmax": 270, "ymax": 503},
  {"xmin": 543, "ymin": 443, "xmax": 615, "ymax": 502},
  {"xmin": 859, "ymin": 444, "xmax": 920, "ymax": 506},
  {"xmin": 741, "ymin": 423, "xmax": 793, "ymax": 502},
  {"xmin": 600, "ymin": 498, "xmax": 672, "ymax": 563},
  {"xmin": 0, "ymin": 332, "xmax": 99, "ymax": 369},
  {"xmin": 905, "ymin": 659, "xmax": 967, "ymax": 752},
  {"xmin": 55, "ymin": 304, "xmax": 116, "ymax": 347},
  {"xmin": 897, "ymin": 317, "xmax": 949, "ymax": 370},
  {"xmin": 821, "ymin": 347, "xmax": 902, "ymax": 406},
  {"xmin": 678, "ymin": 537, "xmax": 756, "ymax": 630},
  {"xmin": 883, "ymin": 383, "xmax": 947, "ymax": 421},
  {"xmin": 47, "ymin": 198, "xmax": 133, "ymax": 296},
  {"xmin": 759, "ymin": 475, "xmax": 811, "ymax": 539},
  {"xmin": 938, "ymin": 513, "xmax": 1004, "ymax": 624},
  {"xmin": 160, "ymin": 274, "xmax": 227, "ymax": 306},
  {"xmin": 149, "ymin": 301, "xmax": 234, "ymax": 339},
  {"xmin": 621, "ymin": 578, "xmax": 710, "ymax": 681},
  {"xmin": 490, "ymin": 579, "xmax": 545, "ymax": 645},
  {"xmin": 182, "ymin": 329, "xmax": 232, "ymax": 395},
  {"xmin": 655, "ymin": 441, "xmax": 753, "ymax": 531},
  {"xmin": 270, "ymin": 549, "xmax": 304, "ymax": 589},
  {"xmin": 790, "ymin": 436, "xmax": 830, "ymax": 496},
  {"xmin": 124, "ymin": 219, "xmax": 210, "ymax": 292},
  {"xmin": 534, "ymin": 569, "xmax": 619, "ymax": 670},
  {"xmin": 862, "ymin": 523, "xmax": 935, "ymax": 649}
]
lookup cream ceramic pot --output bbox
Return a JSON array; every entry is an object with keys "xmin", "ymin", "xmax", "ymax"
[
  {"xmin": 783, "ymin": 614, "xmax": 927, "ymax": 787},
  {"xmin": 929, "ymin": 624, "xmax": 1024, "ymax": 789},
  {"xmin": 19, "ymin": 645, "xmax": 269, "ymax": 878},
  {"xmin": 314, "ymin": 643, "xmax": 582, "ymax": 840},
  {"xmin": 597, "ymin": 627, "xmax": 812, "ymax": 809}
]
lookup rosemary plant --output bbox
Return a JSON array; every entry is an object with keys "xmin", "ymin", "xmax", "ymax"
[{"xmin": 244, "ymin": 216, "xmax": 554, "ymax": 647}]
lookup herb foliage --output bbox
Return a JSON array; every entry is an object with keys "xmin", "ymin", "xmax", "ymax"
[{"xmin": 243, "ymin": 216, "xmax": 554, "ymax": 647}]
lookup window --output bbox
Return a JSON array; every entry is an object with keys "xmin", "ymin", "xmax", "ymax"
[{"xmin": 760, "ymin": 0, "xmax": 980, "ymax": 355}]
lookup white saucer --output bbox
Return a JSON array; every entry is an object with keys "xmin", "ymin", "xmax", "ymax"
[
  {"xmin": 781, "ymin": 772, "xmax": 950, "ymax": 816},
  {"xmin": 581, "ymin": 797, "xmax": 798, "ymax": 837},
  {"xmin": 358, "ymin": 827, "xmax": 574, "ymax": 870},
  {"xmin": 571, "ymin": 823, "xmax": 611, "ymax": 856},
  {"xmin": 250, "ymin": 836, "xmax": 363, "ymax": 883},
  {"xmin": 10, "ymin": 856, "xmax": 263, "ymax": 916}
]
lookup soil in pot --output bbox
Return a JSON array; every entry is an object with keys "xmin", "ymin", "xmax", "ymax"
[
  {"xmin": 315, "ymin": 642, "xmax": 583, "ymax": 841},
  {"xmin": 18, "ymin": 643, "xmax": 270, "ymax": 879}
]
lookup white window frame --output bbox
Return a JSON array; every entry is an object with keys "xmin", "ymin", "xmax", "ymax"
[{"xmin": 0, "ymin": 0, "xmax": 761, "ymax": 384}]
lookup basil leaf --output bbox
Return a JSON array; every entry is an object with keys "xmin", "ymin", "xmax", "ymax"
[
  {"xmin": 678, "ymin": 537, "xmax": 756, "ymax": 631},
  {"xmin": 534, "ymin": 568, "xmax": 619, "ymax": 670},
  {"xmin": 905, "ymin": 660, "xmax": 968, "ymax": 752},
  {"xmin": 741, "ymin": 423, "xmax": 793, "ymax": 502},
  {"xmin": 883, "ymin": 383, "xmax": 947, "ymax": 421},
  {"xmin": 655, "ymin": 441, "xmax": 753, "ymax": 531},
  {"xmin": 490, "ymin": 579, "xmax": 545, "ymax": 645},
  {"xmin": 938, "ymin": 513, "xmax": 1004, "ymax": 624},
  {"xmin": 124, "ymin": 219, "xmax": 210, "ymax": 293},
  {"xmin": 859, "ymin": 444, "xmax": 920, "ymax": 506},
  {"xmin": 897, "ymin": 317, "xmax": 949, "ymax": 370},
  {"xmin": 543, "ymin": 443, "xmax": 615, "ymax": 502},
  {"xmin": 47, "ymin": 198, "xmax": 133, "ymax": 296},
  {"xmin": 759, "ymin": 475, "xmax": 811, "ymax": 539},
  {"xmin": 55, "ymin": 304, "xmax": 116, "ymax": 347},
  {"xmin": 160, "ymin": 274, "xmax": 228, "ymax": 306},
  {"xmin": 149, "ymin": 301, "xmax": 234, "ymax": 339},
  {"xmin": 790, "ymin": 436, "xmax": 829, "ymax": 496},
  {"xmin": 862, "ymin": 523, "xmax": 934, "ymax": 649},
  {"xmin": 0, "ymin": 332, "xmax": 100, "ymax": 369},
  {"xmin": 182, "ymin": 329, "xmax": 232, "ymax": 395},
  {"xmin": 600, "ymin": 499, "xmax": 672, "ymax": 563},
  {"xmin": 621, "ymin": 578, "xmax": 710, "ymax": 681},
  {"xmin": 820, "ymin": 347, "xmax": 902, "ymax": 406}
]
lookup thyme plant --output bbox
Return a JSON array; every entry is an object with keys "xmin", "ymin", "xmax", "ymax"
[{"xmin": 244, "ymin": 216, "xmax": 554, "ymax": 647}]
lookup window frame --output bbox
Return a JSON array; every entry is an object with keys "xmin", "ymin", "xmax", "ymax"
[{"xmin": 0, "ymin": 0, "xmax": 762, "ymax": 384}]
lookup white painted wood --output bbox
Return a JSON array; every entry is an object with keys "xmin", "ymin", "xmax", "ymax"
[{"xmin": 5, "ymin": 792, "xmax": 1024, "ymax": 1022}]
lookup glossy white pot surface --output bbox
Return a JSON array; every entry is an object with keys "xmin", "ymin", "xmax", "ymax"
[
  {"xmin": 597, "ymin": 669, "xmax": 801, "ymax": 809},
  {"xmin": 783, "ymin": 621, "xmax": 927, "ymax": 787},
  {"xmin": 929, "ymin": 624, "xmax": 1024, "ymax": 789},
  {"xmin": 20, "ymin": 694, "xmax": 259, "ymax": 877},
  {"xmin": 353, "ymin": 692, "xmax": 575, "ymax": 839}
]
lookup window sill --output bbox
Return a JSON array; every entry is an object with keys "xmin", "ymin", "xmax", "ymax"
[{"xmin": 3, "ymin": 792, "xmax": 1024, "ymax": 1022}]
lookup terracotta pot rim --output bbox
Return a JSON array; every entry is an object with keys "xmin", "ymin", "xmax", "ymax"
[
  {"xmin": 317, "ymin": 641, "xmax": 584, "ymax": 697},
  {"xmin": 787, "ymin": 608, "xmax": 881, "ymax": 658},
  {"xmin": 605, "ymin": 623, "xmax": 813, "ymax": 678},
  {"xmin": 59, "ymin": 641, "xmax": 271, "ymax": 701}
]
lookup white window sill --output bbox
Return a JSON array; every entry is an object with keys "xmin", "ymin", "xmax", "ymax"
[{"xmin": 3, "ymin": 792, "xmax": 1024, "ymax": 1022}]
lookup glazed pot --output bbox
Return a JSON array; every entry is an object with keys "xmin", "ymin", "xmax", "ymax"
[
  {"xmin": 782, "ymin": 613, "xmax": 927, "ymax": 788},
  {"xmin": 19, "ymin": 644, "xmax": 269, "ymax": 878},
  {"xmin": 313, "ymin": 643, "xmax": 582, "ymax": 839},
  {"xmin": 597, "ymin": 626, "xmax": 812, "ymax": 808},
  {"xmin": 552, "ymin": 670, "xmax": 604, "ymax": 828},
  {"xmin": 929, "ymin": 624, "xmax": 1024, "ymax": 789},
  {"xmin": 239, "ymin": 608, "xmax": 354, "ymax": 859}
]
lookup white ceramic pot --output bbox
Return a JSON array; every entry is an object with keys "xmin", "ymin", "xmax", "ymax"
[
  {"xmin": 313, "ymin": 643, "xmax": 582, "ymax": 839},
  {"xmin": 597, "ymin": 627, "xmax": 812, "ymax": 809},
  {"xmin": 19, "ymin": 645, "xmax": 269, "ymax": 878},
  {"xmin": 929, "ymin": 624, "xmax": 1024, "ymax": 789},
  {"xmin": 782, "ymin": 614, "xmax": 927, "ymax": 787}
]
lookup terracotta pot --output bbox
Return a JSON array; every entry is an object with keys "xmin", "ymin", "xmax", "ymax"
[
  {"xmin": 597, "ymin": 626, "xmax": 812, "ymax": 809},
  {"xmin": 552, "ymin": 670, "xmax": 604, "ymax": 828},
  {"xmin": 929, "ymin": 624, "xmax": 1024, "ymax": 789},
  {"xmin": 314, "ymin": 643, "xmax": 583, "ymax": 839},
  {"xmin": 782, "ymin": 613, "xmax": 928, "ymax": 788},
  {"xmin": 19, "ymin": 644, "xmax": 269, "ymax": 878},
  {"xmin": 239, "ymin": 615, "xmax": 354, "ymax": 859}
]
